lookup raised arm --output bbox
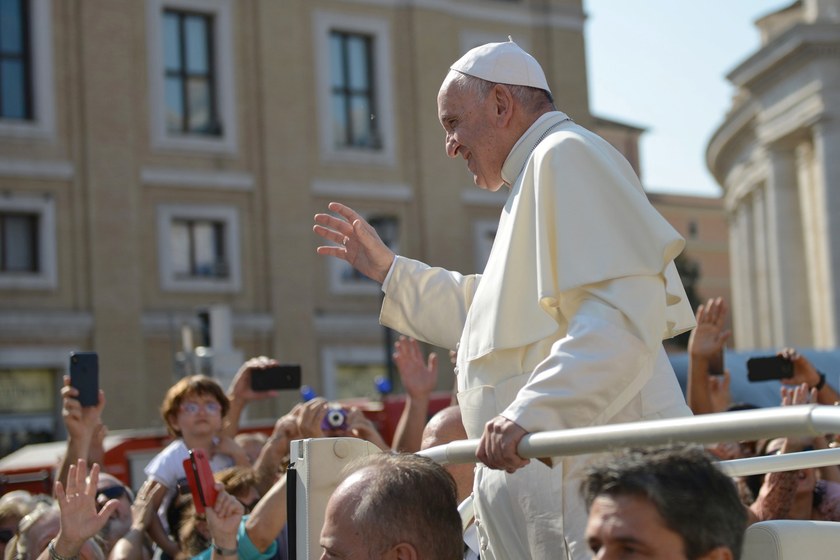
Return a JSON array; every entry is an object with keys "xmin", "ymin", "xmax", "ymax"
[
  {"xmin": 243, "ymin": 474, "xmax": 287, "ymax": 552},
  {"xmin": 313, "ymin": 202, "xmax": 395, "ymax": 284},
  {"xmin": 223, "ymin": 356, "xmax": 282, "ymax": 438},
  {"xmin": 56, "ymin": 376, "xmax": 106, "ymax": 490},
  {"xmin": 43, "ymin": 460, "xmax": 119, "ymax": 560},
  {"xmin": 779, "ymin": 348, "xmax": 840, "ymax": 405},
  {"xmin": 109, "ymin": 480, "xmax": 163, "ymax": 560},
  {"xmin": 391, "ymin": 337, "xmax": 439, "ymax": 452},
  {"xmin": 686, "ymin": 297, "xmax": 731, "ymax": 415}
]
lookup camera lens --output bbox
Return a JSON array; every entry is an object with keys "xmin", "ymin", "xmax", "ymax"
[{"xmin": 326, "ymin": 409, "xmax": 344, "ymax": 428}]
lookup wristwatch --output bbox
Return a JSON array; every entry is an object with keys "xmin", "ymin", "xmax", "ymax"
[{"xmin": 815, "ymin": 371, "xmax": 827, "ymax": 391}]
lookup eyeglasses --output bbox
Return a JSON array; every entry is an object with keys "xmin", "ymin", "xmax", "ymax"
[
  {"xmin": 180, "ymin": 402, "xmax": 222, "ymax": 415},
  {"xmin": 0, "ymin": 528, "xmax": 14, "ymax": 544}
]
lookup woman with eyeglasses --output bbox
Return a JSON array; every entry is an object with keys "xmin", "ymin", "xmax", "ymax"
[{"xmin": 141, "ymin": 376, "xmax": 250, "ymax": 560}]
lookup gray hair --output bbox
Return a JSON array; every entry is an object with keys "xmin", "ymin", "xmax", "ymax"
[
  {"xmin": 445, "ymin": 70, "xmax": 555, "ymax": 112},
  {"xmin": 339, "ymin": 453, "xmax": 463, "ymax": 559}
]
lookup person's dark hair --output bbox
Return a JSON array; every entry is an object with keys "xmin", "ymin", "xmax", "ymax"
[
  {"xmin": 581, "ymin": 445, "xmax": 746, "ymax": 560},
  {"xmin": 448, "ymin": 71, "xmax": 555, "ymax": 113},
  {"xmin": 339, "ymin": 453, "xmax": 463, "ymax": 560}
]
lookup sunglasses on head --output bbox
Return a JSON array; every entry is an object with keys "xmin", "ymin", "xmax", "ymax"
[{"xmin": 96, "ymin": 485, "xmax": 133, "ymax": 507}]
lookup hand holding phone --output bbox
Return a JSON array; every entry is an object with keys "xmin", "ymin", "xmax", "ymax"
[
  {"xmin": 182, "ymin": 448, "xmax": 217, "ymax": 514},
  {"xmin": 250, "ymin": 364, "xmax": 302, "ymax": 392},
  {"xmin": 747, "ymin": 356, "xmax": 794, "ymax": 382},
  {"xmin": 69, "ymin": 351, "xmax": 99, "ymax": 407}
]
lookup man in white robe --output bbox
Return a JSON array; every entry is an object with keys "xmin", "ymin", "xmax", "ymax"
[{"xmin": 313, "ymin": 40, "xmax": 696, "ymax": 560}]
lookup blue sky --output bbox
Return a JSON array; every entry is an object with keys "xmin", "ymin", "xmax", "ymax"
[{"xmin": 584, "ymin": 0, "xmax": 793, "ymax": 197}]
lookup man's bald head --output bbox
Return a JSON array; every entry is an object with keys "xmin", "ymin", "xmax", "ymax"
[{"xmin": 421, "ymin": 406, "xmax": 474, "ymax": 504}]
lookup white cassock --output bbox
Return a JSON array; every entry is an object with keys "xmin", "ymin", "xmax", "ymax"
[{"xmin": 380, "ymin": 111, "xmax": 696, "ymax": 559}]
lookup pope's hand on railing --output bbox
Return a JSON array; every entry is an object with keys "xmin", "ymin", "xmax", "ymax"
[{"xmin": 476, "ymin": 415, "xmax": 530, "ymax": 473}]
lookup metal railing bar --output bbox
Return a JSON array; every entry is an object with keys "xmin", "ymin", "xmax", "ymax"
[
  {"xmin": 719, "ymin": 447, "xmax": 840, "ymax": 477},
  {"xmin": 419, "ymin": 405, "xmax": 840, "ymax": 464}
]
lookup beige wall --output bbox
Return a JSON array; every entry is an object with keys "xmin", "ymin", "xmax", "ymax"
[{"xmin": 0, "ymin": 0, "xmax": 593, "ymax": 447}]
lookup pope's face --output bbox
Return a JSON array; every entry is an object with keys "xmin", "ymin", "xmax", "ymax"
[
  {"xmin": 437, "ymin": 79, "xmax": 507, "ymax": 191},
  {"xmin": 585, "ymin": 494, "xmax": 689, "ymax": 560}
]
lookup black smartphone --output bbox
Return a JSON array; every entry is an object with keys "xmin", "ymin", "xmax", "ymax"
[
  {"xmin": 69, "ymin": 351, "xmax": 99, "ymax": 407},
  {"xmin": 747, "ymin": 356, "xmax": 793, "ymax": 382},
  {"xmin": 250, "ymin": 364, "xmax": 302, "ymax": 391}
]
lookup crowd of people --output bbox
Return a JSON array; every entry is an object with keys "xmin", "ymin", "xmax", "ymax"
[
  {"xmin": 3, "ymin": 39, "xmax": 840, "ymax": 560},
  {"xmin": 1, "ymin": 324, "xmax": 836, "ymax": 560}
]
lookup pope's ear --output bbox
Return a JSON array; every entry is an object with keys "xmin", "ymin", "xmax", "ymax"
[{"xmin": 492, "ymin": 84, "xmax": 515, "ymax": 125}]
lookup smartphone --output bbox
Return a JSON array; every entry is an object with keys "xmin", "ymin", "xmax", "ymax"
[
  {"xmin": 747, "ymin": 356, "xmax": 794, "ymax": 382},
  {"xmin": 250, "ymin": 364, "xmax": 302, "ymax": 392},
  {"xmin": 182, "ymin": 448, "xmax": 217, "ymax": 514},
  {"xmin": 69, "ymin": 351, "xmax": 99, "ymax": 407}
]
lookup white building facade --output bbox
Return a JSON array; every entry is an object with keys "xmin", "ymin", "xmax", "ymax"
[{"xmin": 707, "ymin": 0, "xmax": 840, "ymax": 350}]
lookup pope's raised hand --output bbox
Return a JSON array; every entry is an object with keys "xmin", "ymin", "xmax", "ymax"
[{"xmin": 313, "ymin": 202, "xmax": 395, "ymax": 284}]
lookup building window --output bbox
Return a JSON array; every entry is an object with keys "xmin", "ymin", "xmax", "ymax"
[
  {"xmin": 146, "ymin": 0, "xmax": 236, "ymax": 153},
  {"xmin": 329, "ymin": 31, "xmax": 379, "ymax": 150},
  {"xmin": 313, "ymin": 11, "xmax": 395, "ymax": 165},
  {"xmin": 0, "ymin": 210, "xmax": 38, "ymax": 272},
  {"xmin": 170, "ymin": 217, "xmax": 227, "ymax": 279},
  {"xmin": 163, "ymin": 10, "xmax": 219, "ymax": 136},
  {"xmin": 330, "ymin": 214, "xmax": 398, "ymax": 294},
  {"xmin": 157, "ymin": 204, "xmax": 241, "ymax": 292},
  {"xmin": 320, "ymin": 346, "xmax": 386, "ymax": 400},
  {"xmin": 688, "ymin": 220, "xmax": 698, "ymax": 239},
  {"xmin": 0, "ymin": 194, "xmax": 55, "ymax": 289},
  {"xmin": 0, "ymin": 0, "xmax": 31, "ymax": 120}
]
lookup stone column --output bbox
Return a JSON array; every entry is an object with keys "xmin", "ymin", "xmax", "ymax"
[
  {"xmin": 730, "ymin": 199, "xmax": 753, "ymax": 349},
  {"xmin": 752, "ymin": 184, "xmax": 776, "ymax": 349},
  {"xmin": 812, "ymin": 118, "xmax": 840, "ymax": 347},
  {"xmin": 765, "ymin": 147, "xmax": 812, "ymax": 347},
  {"xmin": 796, "ymin": 140, "xmax": 832, "ymax": 347}
]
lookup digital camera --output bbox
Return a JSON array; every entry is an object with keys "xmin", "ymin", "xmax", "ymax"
[{"xmin": 321, "ymin": 405, "xmax": 348, "ymax": 432}]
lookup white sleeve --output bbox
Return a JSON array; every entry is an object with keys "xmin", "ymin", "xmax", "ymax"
[
  {"xmin": 379, "ymin": 255, "xmax": 480, "ymax": 350},
  {"xmin": 502, "ymin": 274, "xmax": 666, "ymax": 435}
]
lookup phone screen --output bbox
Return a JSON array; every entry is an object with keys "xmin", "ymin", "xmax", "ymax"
[
  {"xmin": 746, "ymin": 356, "xmax": 793, "ymax": 382},
  {"xmin": 251, "ymin": 365, "xmax": 302, "ymax": 391},
  {"xmin": 69, "ymin": 351, "xmax": 99, "ymax": 407}
]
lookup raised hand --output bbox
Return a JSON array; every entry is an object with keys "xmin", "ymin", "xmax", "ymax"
[
  {"xmin": 61, "ymin": 376, "xmax": 105, "ymax": 443},
  {"xmin": 53, "ymin": 460, "xmax": 119, "ymax": 557},
  {"xmin": 344, "ymin": 407, "xmax": 389, "ymax": 451},
  {"xmin": 296, "ymin": 397, "xmax": 327, "ymax": 438},
  {"xmin": 778, "ymin": 348, "xmax": 821, "ymax": 387},
  {"xmin": 313, "ymin": 202, "xmax": 395, "ymax": 283},
  {"xmin": 688, "ymin": 297, "xmax": 731, "ymax": 363},
  {"xmin": 393, "ymin": 337, "xmax": 438, "ymax": 399},
  {"xmin": 205, "ymin": 485, "xmax": 244, "ymax": 555},
  {"xmin": 228, "ymin": 356, "xmax": 282, "ymax": 402},
  {"xmin": 130, "ymin": 480, "xmax": 164, "ymax": 531}
]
